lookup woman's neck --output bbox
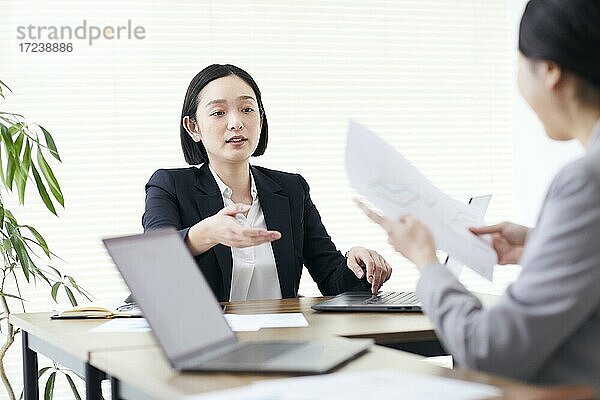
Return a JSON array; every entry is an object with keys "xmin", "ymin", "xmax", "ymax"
[
  {"xmin": 570, "ymin": 106, "xmax": 600, "ymax": 148},
  {"xmin": 209, "ymin": 159, "xmax": 251, "ymax": 198}
]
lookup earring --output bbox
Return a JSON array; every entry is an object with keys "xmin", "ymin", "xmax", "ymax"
[{"xmin": 193, "ymin": 133, "xmax": 201, "ymax": 141}]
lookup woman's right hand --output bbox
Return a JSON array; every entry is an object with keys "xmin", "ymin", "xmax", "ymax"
[
  {"xmin": 470, "ymin": 222, "xmax": 530, "ymax": 265},
  {"xmin": 186, "ymin": 204, "xmax": 281, "ymax": 255}
]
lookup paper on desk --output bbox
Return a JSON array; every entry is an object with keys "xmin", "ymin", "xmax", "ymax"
[
  {"xmin": 346, "ymin": 120, "xmax": 497, "ymax": 280},
  {"xmin": 90, "ymin": 318, "xmax": 151, "ymax": 333},
  {"xmin": 224, "ymin": 313, "xmax": 308, "ymax": 332},
  {"xmin": 88, "ymin": 314, "xmax": 307, "ymax": 333},
  {"xmin": 185, "ymin": 370, "xmax": 501, "ymax": 400}
]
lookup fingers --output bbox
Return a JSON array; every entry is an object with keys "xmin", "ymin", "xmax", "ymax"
[
  {"xmin": 382, "ymin": 258, "xmax": 393, "ymax": 282},
  {"xmin": 371, "ymin": 253, "xmax": 393, "ymax": 293},
  {"xmin": 371, "ymin": 261, "xmax": 385, "ymax": 294},
  {"xmin": 220, "ymin": 203, "xmax": 251, "ymax": 216},
  {"xmin": 354, "ymin": 250, "xmax": 376, "ymax": 285},
  {"xmin": 348, "ymin": 247, "xmax": 389, "ymax": 294},
  {"xmin": 470, "ymin": 222, "xmax": 506, "ymax": 236},
  {"xmin": 346, "ymin": 255, "xmax": 365, "ymax": 279},
  {"xmin": 355, "ymin": 199, "xmax": 386, "ymax": 226},
  {"xmin": 228, "ymin": 227, "xmax": 281, "ymax": 248}
]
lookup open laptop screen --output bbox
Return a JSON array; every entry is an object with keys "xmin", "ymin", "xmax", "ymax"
[{"xmin": 103, "ymin": 229, "xmax": 235, "ymax": 362}]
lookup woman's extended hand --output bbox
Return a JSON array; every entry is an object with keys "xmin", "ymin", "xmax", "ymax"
[
  {"xmin": 470, "ymin": 222, "xmax": 530, "ymax": 265},
  {"xmin": 186, "ymin": 204, "xmax": 281, "ymax": 255},
  {"xmin": 346, "ymin": 247, "xmax": 392, "ymax": 294},
  {"xmin": 356, "ymin": 200, "xmax": 438, "ymax": 271}
]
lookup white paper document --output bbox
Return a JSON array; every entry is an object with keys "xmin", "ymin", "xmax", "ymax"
[
  {"xmin": 445, "ymin": 195, "xmax": 493, "ymax": 278},
  {"xmin": 185, "ymin": 370, "xmax": 501, "ymax": 400},
  {"xmin": 89, "ymin": 313, "xmax": 308, "ymax": 333},
  {"xmin": 90, "ymin": 318, "xmax": 151, "ymax": 333},
  {"xmin": 346, "ymin": 120, "xmax": 497, "ymax": 280},
  {"xmin": 224, "ymin": 313, "xmax": 308, "ymax": 332}
]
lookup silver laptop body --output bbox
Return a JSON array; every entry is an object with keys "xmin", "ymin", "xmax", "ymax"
[
  {"xmin": 312, "ymin": 291, "xmax": 422, "ymax": 312},
  {"xmin": 103, "ymin": 229, "xmax": 372, "ymax": 373},
  {"xmin": 312, "ymin": 195, "xmax": 492, "ymax": 312}
]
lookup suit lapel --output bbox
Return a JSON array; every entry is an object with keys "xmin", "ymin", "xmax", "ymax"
[
  {"xmin": 194, "ymin": 164, "xmax": 233, "ymax": 298},
  {"xmin": 251, "ymin": 166, "xmax": 296, "ymax": 297}
]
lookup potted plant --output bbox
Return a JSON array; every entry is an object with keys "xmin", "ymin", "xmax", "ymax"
[{"xmin": 0, "ymin": 80, "xmax": 91, "ymax": 399}]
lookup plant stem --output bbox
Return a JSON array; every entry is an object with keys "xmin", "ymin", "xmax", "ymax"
[{"xmin": 0, "ymin": 295, "xmax": 16, "ymax": 400}]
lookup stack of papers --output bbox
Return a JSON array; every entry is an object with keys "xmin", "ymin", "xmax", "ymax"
[{"xmin": 185, "ymin": 370, "xmax": 501, "ymax": 400}]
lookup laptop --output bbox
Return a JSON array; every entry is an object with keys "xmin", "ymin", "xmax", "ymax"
[
  {"xmin": 102, "ymin": 229, "xmax": 372, "ymax": 373},
  {"xmin": 312, "ymin": 195, "xmax": 492, "ymax": 312}
]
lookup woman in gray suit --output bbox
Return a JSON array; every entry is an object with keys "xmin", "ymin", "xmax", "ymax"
[{"xmin": 359, "ymin": 0, "xmax": 600, "ymax": 391}]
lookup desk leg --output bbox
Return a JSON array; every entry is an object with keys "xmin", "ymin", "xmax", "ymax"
[
  {"xmin": 22, "ymin": 331, "xmax": 39, "ymax": 400},
  {"xmin": 85, "ymin": 363, "xmax": 105, "ymax": 400},
  {"xmin": 110, "ymin": 376, "xmax": 120, "ymax": 400}
]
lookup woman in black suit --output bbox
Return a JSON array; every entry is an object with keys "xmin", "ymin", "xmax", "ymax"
[{"xmin": 143, "ymin": 64, "xmax": 392, "ymax": 302}]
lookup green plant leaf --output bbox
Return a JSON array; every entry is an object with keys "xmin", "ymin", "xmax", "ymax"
[
  {"xmin": 4, "ymin": 209, "xmax": 18, "ymax": 225},
  {"xmin": 38, "ymin": 367, "xmax": 52, "ymax": 378},
  {"xmin": 66, "ymin": 275, "xmax": 78, "ymax": 289},
  {"xmin": 6, "ymin": 153, "xmax": 17, "ymax": 190},
  {"xmin": 0, "ymin": 145, "xmax": 6, "ymax": 187},
  {"xmin": 25, "ymin": 225, "xmax": 50, "ymax": 258},
  {"xmin": 48, "ymin": 265, "xmax": 62, "ymax": 279},
  {"xmin": 0, "ymin": 80, "xmax": 13, "ymax": 94},
  {"xmin": 8, "ymin": 225, "xmax": 31, "ymax": 282},
  {"xmin": 31, "ymin": 164, "xmax": 56, "ymax": 215},
  {"xmin": 13, "ymin": 132, "xmax": 24, "ymax": 157},
  {"xmin": 34, "ymin": 267, "xmax": 52, "ymax": 286},
  {"xmin": 36, "ymin": 147, "xmax": 64, "ymax": 207},
  {"xmin": 1, "ymin": 123, "xmax": 13, "ymax": 145},
  {"xmin": 64, "ymin": 286, "xmax": 77, "ymax": 306},
  {"xmin": 0, "ymin": 291, "xmax": 26, "ymax": 301},
  {"xmin": 2, "ymin": 239, "xmax": 13, "ymax": 258},
  {"xmin": 44, "ymin": 371, "xmax": 56, "ymax": 400},
  {"xmin": 38, "ymin": 125, "xmax": 61, "ymax": 162},
  {"xmin": 50, "ymin": 282, "xmax": 60, "ymax": 302},
  {"xmin": 64, "ymin": 373, "xmax": 82, "ymax": 400},
  {"xmin": 27, "ymin": 257, "xmax": 39, "ymax": 285},
  {"xmin": 16, "ymin": 141, "xmax": 32, "ymax": 205},
  {"xmin": 8, "ymin": 122, "xmax": 24, "ymax": 134},
  {"xmin": 0, "ymin": 202, "xmax": 4, "ymax": 230},
  {"xmin": 0, "ymin": 123, "xmax": 14, "ymax": 158}
]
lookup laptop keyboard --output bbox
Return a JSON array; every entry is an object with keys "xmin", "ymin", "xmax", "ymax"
[
  {"xmin": 362, "ymin": 292, "xmax": 420, "ymax": 305},
  {"xmin": 208, "ymin": 342, "xmax": 306, "ymax": 364}
]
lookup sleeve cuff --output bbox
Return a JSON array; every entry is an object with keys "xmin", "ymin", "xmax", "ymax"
[
  {"xmin": 178, "ymin": 227, "xmax": 191, "ymax": 241},
  {"xmin": 416, "ymin": 263, "xmax": 460, "ymax": 309}
]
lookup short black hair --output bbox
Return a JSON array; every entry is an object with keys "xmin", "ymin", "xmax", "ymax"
[
  {"xmin": 519, "ymin": 0, "xmax": 600, "ymax": 93},
  {"xmin": 180, "ymin": 64, "xmax": 268, "ymax": 165}
]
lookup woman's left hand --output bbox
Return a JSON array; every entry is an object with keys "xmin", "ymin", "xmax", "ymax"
[
  {"xmin": 356, "ymin": 200, "xmax": 438, "ymax": 271},
  {"xmin": 346, "ymin": 246, "xmax": 392, "ymax": 294}
]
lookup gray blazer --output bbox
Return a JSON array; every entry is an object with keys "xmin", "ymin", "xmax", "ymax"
[{"xmin": 417, "ymin": 122, "xmax": 600, "ymax": 391}]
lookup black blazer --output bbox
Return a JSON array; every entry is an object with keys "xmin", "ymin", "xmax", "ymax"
[{"xmin": 142, "ymin": 163, "xmax": 369, "ymax": 301}]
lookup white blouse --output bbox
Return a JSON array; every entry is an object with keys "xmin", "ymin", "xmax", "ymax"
[{"xmin": 209, "ymin": 167, "xmax": 282, "ymax": 301}]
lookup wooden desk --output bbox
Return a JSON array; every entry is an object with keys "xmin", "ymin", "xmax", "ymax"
[
  {"xmin": 90, "ymin": 343, "xmax": 594, "ymax": 400},
  {"xmin": 224, "ymin": 297, "xmax": 437, "ymax": 344},
  {"xmin": 10, "ymin": 297, "xmax": 595, "ymax": 400},
  {"xmin": 10, "ymin": 312, "xmax": 156, "ymax": 400}
]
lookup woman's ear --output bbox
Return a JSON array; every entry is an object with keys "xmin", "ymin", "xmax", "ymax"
[
  {"xmin": 542, "ymin": 61, "xmax": 562, "ymax": 91},
  {"xmin": 183, "ymin": 116, "xmax": 202, "ymax": 142}
]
